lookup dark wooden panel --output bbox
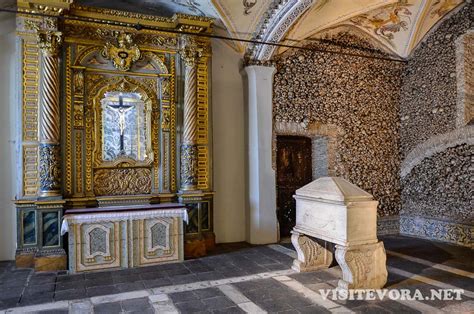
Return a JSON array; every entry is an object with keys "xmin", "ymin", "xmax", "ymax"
[{"xmin": 276, "ymin": 136, "xmax": 312, "ymax": 237}]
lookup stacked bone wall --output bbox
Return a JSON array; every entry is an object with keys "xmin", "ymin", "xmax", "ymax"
[
  {"xmin": 273, "ymin": 34, "xmax": 404, "ymax": 227},
  {"xmin": 399, "ymin": 2, "xmax": 473, "ymax": 246}
]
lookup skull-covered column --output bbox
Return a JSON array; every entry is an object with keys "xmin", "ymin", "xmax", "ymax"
[
  {"xmin": 37, "ymin": 31, "xmax": 62, "ymax": 197},
  {"xmin": 179, "ymin": 35, "xmax": 202, "ymax": 192}
]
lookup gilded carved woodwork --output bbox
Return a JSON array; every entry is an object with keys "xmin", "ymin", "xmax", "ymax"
[
  {"xmin": 38, "ymin": 144, "xmax": 61, "ymax": 196},
  {"xmin": 75, "ymin": 131, "xmax": 83, "ymax": 195},
  {"xmin": 37, "ymin": 31, "xmax": 62, "ymax": 57},
  {"xmin": 101, "ymin": 32, "xmax": 141, "ymax": 71},
  {"xmin": 18, "ymin": 0, "xmax": 73, "ymax": 15},
  {"xmin": 170, "ymin": 57, "xmax": 177, "ymax": 192},
  {"xmin": 37, "ymin": 31, "xmax": 62, "ymax": 144},
  {"xmin": 179, "ymin": 35, "xmax": 203, "ymax": 68},
  {"xmin": 89, "ymin": 76, "xmax": 155, "ymax": 169},
  {"xmin": 65, "ymin": 46, "xmax": 73, "ymax": 195},
  {"xmin": 182, "ymin": 63, "xmax": 198, "ymax": 144},
  {"xmin": 36, "ymin": 29, "xmax": 62, "ymax": 197},
  {"xmin": 196, "ymin": 57, "xmax": 210, "ymax": 190},
  {"xmin": 179, "ymin": 36, "xmax": 202, "ymax": 191},
  {"xmin": 21, "ymin": 40, "xmax": 40, "ymax": 143},
  {"xmin": 181, "ymin": 145, "xmax": 198, "ymax": 190},
  {"xmin": 23, "ymin": 145, "xmax": 39, "ymax": 197},
  {"xmin": 93, "ymin": 168, "xmax": 152, "ymax": 196},
  {"xmin": 39, "ymin": 54, "xmax": 61, "ymax": 143},
  {"xmin": 17, "ymin": 2, "xmax": 213, "ymax": 262}
]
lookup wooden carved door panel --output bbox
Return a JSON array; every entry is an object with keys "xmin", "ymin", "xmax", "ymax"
[{"xmin": 276, "ymin": 136, "xmax": 313, "ymax": 237}]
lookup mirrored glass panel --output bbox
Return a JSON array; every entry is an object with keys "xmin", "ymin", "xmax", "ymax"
[{"xmin": 101, "ymin": 92, "xmax": 147, "ymax": 162}]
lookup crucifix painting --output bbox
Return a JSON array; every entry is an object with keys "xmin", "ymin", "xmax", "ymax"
[{"xmin": 101, "ymin": 92, "xmax": 146, "ymax": 162}]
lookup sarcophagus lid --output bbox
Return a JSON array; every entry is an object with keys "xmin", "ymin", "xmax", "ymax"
[
  {"xmin": 295, "ymin": 177, "xmax": 373, "ymax": 203},
  {"xmin": 293, "ymin": 177, "xmax": 378, "ymax": 246}
]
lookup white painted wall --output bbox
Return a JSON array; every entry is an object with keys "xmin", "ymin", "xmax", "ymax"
[
  {"xmin": 0, "ymin": 15, "xmax": 18, "ymax": 261},
  {"xmin": 211, "ymin": 39, "xmax": 246, "ymax": 243}
]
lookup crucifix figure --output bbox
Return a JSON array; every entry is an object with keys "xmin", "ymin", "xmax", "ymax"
[{"xmin": 107, "ymin": 95, "xmax": 134, "ymax": 155}]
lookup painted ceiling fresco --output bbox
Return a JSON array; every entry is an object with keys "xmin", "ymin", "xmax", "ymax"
[{"xmin": 73, "ymin": 0, "xmax": 464, "ymax": 59}]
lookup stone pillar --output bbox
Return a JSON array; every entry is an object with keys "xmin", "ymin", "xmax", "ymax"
[
  {"xmin": 244, "ymin": 65, "xmax": 278, "ymax": 244},
  {"xmin": 179, "ymin": 36, "xmax": 201, "ymax": 192},
  {"xmin": 37, "ymin": 31, "xmax": 62, "ymax": 197}
]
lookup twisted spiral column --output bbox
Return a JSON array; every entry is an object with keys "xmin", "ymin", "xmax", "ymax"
[
  {"xmin": 40, "ymin": 55, "xmax": 60, "ymax": 143},
  {"xmin": 182, "ymin": 65, "xmax": 197, "ymax": 144},
  {"xmin": 180, "ymin": 63, "xmax": 198, "ymax": 191},
  {"xmin": 38, "ymin": 31, "xmax": 62, "ymax": 197}
]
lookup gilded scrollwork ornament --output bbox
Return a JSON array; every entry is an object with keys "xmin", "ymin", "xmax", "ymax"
[
  {"xmin": 73, "ymin": 70, "xmax": 84, "ymax": 95},
  {"xmin": 180, "ymin": 144, "xmax": 198, "ymax": 190},
  {"xmin": 39, "ymin": 144, "xmax": 61, "ymax": 196},
  {"xmin": 37, "ymin": 31, "xmax": 62, "ymax": 57},
  {"xmin": 179, "ymin": 35, "xmax": 203, "ymax": 67},
  {"xmin": 161, "ymin": 110, "xmax": 171, "ymax": 131},
  {"xmin": 151, "ymin": 36, "xmax": 178, "ymax": 49},
  {"xmin": 94, "ymin": 168, "xmax": 152, "ymax": 196},
  {"xmin": 102, "ymin": 32, "xmax": 141, "ymax": 71}
]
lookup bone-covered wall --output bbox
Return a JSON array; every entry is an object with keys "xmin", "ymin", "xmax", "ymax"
[
  {"xmin": 399, "ymin": 2, "xmax": 473, "ymax": 246},
  {"xmin": 273, "ymin": 33, "xmax": 404, "ymax": 220},
  {"xmin": 400, "ymin": 2, "xmax": 473, "ymax": 155}
]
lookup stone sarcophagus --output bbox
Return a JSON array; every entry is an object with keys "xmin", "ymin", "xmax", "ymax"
[{"xmin": 291, "ymin": 177, "xmax": 388, "ymax": 292}]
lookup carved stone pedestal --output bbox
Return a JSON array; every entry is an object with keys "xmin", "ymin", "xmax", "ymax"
[
  {"xmin": 335, "ymin": 241, "xmax": 388, "ymax": 292},
  {"xmin": 291, "ymin": 231, "xmax": 333, "ymax": 272},
  {"xmin": 291, "ymin": 177, "xmax": 389, "ymax": 291}
]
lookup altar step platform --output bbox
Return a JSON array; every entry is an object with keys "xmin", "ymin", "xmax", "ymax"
[{"xmin": 61, "ymin": 204, "xmax": 188, "ymax": 273}]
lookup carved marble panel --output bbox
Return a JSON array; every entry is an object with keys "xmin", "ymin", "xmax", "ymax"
[
  {"xmin": 75, "ymin": 222, "xmax": 121, "ymax": 272},
  {"xmin": 134, "ymin": 217, "xmax": 181, "ymax": 267},
  {"xmin": 85, "ymin": 224, "xmax": 110, "ymax": 258}
]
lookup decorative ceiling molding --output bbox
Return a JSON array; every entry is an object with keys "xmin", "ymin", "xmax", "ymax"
[{"xmin": 247, "ymin": 0, "xmax": 317, "ymax": 61}]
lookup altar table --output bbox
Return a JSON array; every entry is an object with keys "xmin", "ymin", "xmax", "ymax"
[{"xmin": 61, "ymin": 204, "xmax": 188, "ymax": 273}]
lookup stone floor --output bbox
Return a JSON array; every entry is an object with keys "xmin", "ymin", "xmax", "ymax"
[{"xmin": 0, "ymin": 235, "xmax": 473, "ymax": 313}]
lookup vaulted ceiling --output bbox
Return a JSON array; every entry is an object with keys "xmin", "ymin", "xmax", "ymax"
[{"xmin": 12, "ymin": 0, "xmax": 466, "ymax": 59}]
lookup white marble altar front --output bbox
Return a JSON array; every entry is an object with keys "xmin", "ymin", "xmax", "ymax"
[
  {"xmin": 61, "ymin": 204, "xmax": 187, "ymax": 273},
  {"xmin": 291, "ymin": 177, "xmax": 388, "ymax": 292}
]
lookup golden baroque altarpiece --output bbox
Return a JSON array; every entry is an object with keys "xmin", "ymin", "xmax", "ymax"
[{"xmin": 14, "ymin": 0, "xmax": 215, "ymax": 270}]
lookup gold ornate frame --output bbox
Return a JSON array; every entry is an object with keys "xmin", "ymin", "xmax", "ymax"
[{"xmin": 91, "ymin": 77, "xmax": 155, "ymax": 169}]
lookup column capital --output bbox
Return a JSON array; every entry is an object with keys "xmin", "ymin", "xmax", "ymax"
[
  {"xmin": 37, "ymin": 31, "xmax": 62, "ymax": 57},
  {"xmin": 179, "ymin": 35, "xmax": 203, "ymax": 67},
  {"xmin": 243, "ymin": 64, "xmax": 276, "ymax": 77}
]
